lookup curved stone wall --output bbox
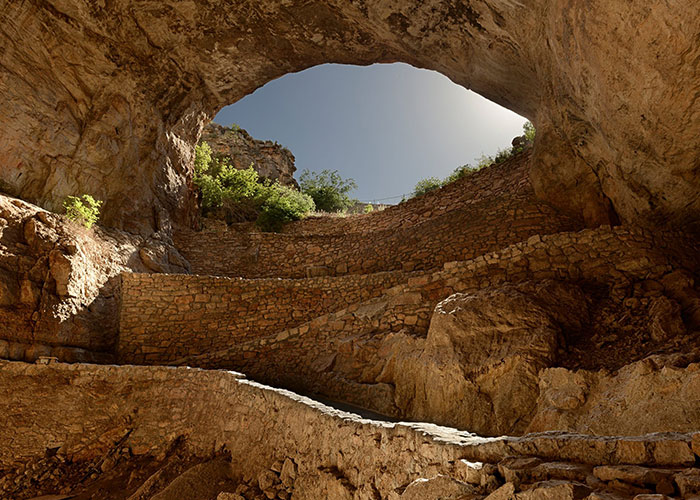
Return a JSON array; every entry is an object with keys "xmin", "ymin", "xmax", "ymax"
[
  {"xmin": 1, "ymin": 361, "xmax": 697, "ymax": 499},
  {"xmin": 175, "ymin": 154, "xmax": 582, "ymax": 278},
  {"xmin": 118, "ymin": 269, "xmax": 415, "ymax": 363}
]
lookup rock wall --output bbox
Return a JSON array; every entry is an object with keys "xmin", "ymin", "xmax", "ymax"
[
  {"xmin": 118, "ymin": 269, "xmax": 413, "ymax": 363},
  {"xmin": 201, "ymin": 122, "xmax": 298, "ymax": 188},
  {"xmin": 0, "ymin": 194, "xmax": 190, "ymax": 364},
  {"xmin": 1, "ymin": 361, "xmax": 698, "ymax": 499},
  {"xmin": 1, "ymin": 1, "xmax": 697, "ymax": 235},
  {"xmin": 176, "ymin": 154, "xmax": 582, "ymax": 278}
]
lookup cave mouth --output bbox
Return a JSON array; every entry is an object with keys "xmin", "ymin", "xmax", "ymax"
[{"xmin": 207, "ymin": 62, "xmax": 530, "ymax": 207}]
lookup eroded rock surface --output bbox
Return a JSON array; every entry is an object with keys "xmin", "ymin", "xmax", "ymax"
[
  {"xmin": 0, "ymin": 194, "xmax": 189, "ymax": 362},
  {"xmin": 0, "ymin": 1, "xmax": 697, "ymax": 234},
  {"xmin": 201, "ymin": 123, "xmax": 298, "ymax": 188},
  {"xmin": 528, "ymin": 357, "xmax": 700, "ymax": 436},
  {"xmin": 0, "ymin": 361, "xmax": 698, "ymax": 499},
  {"xmin": 383, "ymin": 281, "xmax": 587, "ymax": 436}
]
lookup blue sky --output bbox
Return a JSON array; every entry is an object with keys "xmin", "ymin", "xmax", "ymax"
[{"xmin": 214, "ymin": 63, "xmax": 527, "ymax": 203}]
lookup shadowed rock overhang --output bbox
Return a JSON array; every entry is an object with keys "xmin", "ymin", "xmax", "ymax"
[{"xmin": 0, "ymin": 1, "xmax": 698, "ymax": 235}]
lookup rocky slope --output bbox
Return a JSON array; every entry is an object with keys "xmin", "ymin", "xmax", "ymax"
[
  {"xmin": 1, "ymin": 1, "xmax": 698, "ymax": 235},
  {"xmin": 201, "ymin": 123, "xmax": 298, "ymax": 188}
]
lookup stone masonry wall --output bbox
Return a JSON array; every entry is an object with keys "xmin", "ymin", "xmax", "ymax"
[
  {"xmin": 1, "ymin": 361, "xmax": 697, "ymax": 500},
  {"xmin": 118, "ymin": 270, "xmax": 413, "ymax": 363},
  {"xmin": 175, "ymin": 153, "xmax": 583, "ymax": 279},
  {"xmin": 280, "ymin": 152, "xmax": 536, "ymax": 236},
  {"xmin": 149, "ymin": 228, "xmax": 693, "ymax": 408},
  {"xmin": 121, "ymin": 226, "xmax": 691, "ymax": 374}
]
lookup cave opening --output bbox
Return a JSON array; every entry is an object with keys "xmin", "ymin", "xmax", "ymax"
[{"xmin": 201, "ymin": 62, "xmax": 530, "ymax": 215}]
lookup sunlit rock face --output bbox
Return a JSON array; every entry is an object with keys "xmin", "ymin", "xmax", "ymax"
[
  {"xmin": 201, "ymin": 123, "xmax": 299, "ymax": 189},
  {"xmin": 0, "ymin": 1, "xmax": 697, "ymax": 234}
]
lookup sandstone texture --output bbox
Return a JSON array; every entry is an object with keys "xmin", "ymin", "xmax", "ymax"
[
  {"xmin": 1, "ymin": 1, "xmax": 698, "ymax": 235},
  {"xmin": 201, "ymin": 122, "xmax": 298, "ymax": 188},
  {"xmin": 383, "ymin": 281, "xmax": 586, "ymax": 436}
]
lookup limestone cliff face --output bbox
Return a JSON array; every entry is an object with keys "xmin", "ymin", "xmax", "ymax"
[
  {"xmin": 201, "ymin": 123, "xmax": 298, "ymax": 188},
  {"xmin": 0, "ymin": 1, "xmax": 697, "ymax": 235}
]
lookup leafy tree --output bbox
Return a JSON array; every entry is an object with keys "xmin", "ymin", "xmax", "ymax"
[
  {"xmin": 412, "ymin": 177, "xmax": 443, "ymax": 197},
  {"xmin": 299, "ymin": 169, "xmax": 357, "ymax": 213},
  {"xmin": 63, "ymin": 194, "xmax": 102, "ymax": 228}
]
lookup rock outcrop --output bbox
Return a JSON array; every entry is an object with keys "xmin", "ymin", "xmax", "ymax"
[
  {"xmin": 201, "ymin": 123, "xmax": 298, "ymax": 188},
  {"xmin": 384, "ymin": 281, "xmax": 588, "ymax": 436},
  {"xmin": 0, "ymin": 193, "xmax": 189, "ymax": 363},
  {"xmin": 1, "ymin": 1, "xmax": 697, "ymax": 234}
]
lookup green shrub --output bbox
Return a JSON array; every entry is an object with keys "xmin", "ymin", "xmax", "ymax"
[
  {"xmin": 444, "ymin": 164, "xmax": 478, "ymax": 184},
  {"xmin": 412, "ymin": 177, "xmax": 443, "ymax": 197},
  {"xmin": 364, "ymin": 204, "xmax": 374, "ymax": 213},
  {"xmin": 410, "ymin": 124, "xmax": 537, "ymax": 200},
  {"xmin": 63, "ymin": 194, "xmax": 102, "ymax": 228},
  {"xmin": 194, "ymin": 142, "xmax": 213, "ymax": 176},
  {"xmin": 523, "ymin": 120, "xmax": 536, "ymax": 142},
  {"xmin": 299, "ymin": 169, "xmax": 357, "ymax": 213},
  {"xmin": 193, "ymin": 140, "xmax": 314, "ymax": 231},
  {"xmin": 257, "ymin": 184, "xmax": 315, "ymax": 232}
]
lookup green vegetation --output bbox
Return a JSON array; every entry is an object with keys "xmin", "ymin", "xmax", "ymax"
[
  {"xmin": 256, "ymin": 183, "xmax": 316, "ymax": 232},
  {"xmin": 410, "ymin": 121, "xmax": 536, "ymax": 199},
  {"xmin": 63, "ymin": 194, "xmax": 102, "ymax": 228},
  {"xmin": 193, "ymin": 141, "xmax": 315, "ymax": 231},
  {"xmin": 412, "ymin": 177, "xmax": 443, "ymax": 197},
  {"xmin": 224, "ymin": 123, "xmax": 241, "ymax": 138},
  {"xmin": 523, "ymin": 120, "xmax": 536, "ymax": 142},
  {"xmin": 363, "ymin": 204, "xmax": 374, "ymax": 214},
  {"xmin": 299, "ymin": 169, "xmax": 357, "ymax": 213}
]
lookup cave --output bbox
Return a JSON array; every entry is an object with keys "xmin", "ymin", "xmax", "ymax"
[
  {"xmin": 1, "ymin": 2, "xmax": 699, "ymax": 499},
  {"xmin": 1, "ymin": 1, "xmax": 698, "ymax": 236}
]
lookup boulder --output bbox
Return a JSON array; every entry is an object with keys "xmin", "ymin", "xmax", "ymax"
[
  {"xmin": 384, "ymin": 280, "xmax": 587, "ymax": 435},
  {"xmin": 401, "ymin": 475, "xmax": 479, "ymax": 500}
]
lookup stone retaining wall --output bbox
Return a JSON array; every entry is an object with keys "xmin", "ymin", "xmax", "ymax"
[
  {"xmin": 122, "ymin": 226, "xmax": 690, "ymax": 373},
  {"xmin": 162, "ymin": 227, "xmax": 694, "ymax": 407},
  {"xmin": 175, "ymin": 154, "xmax": 582, "ymax": 278},
  {"xmin": 280, "ymin": 152, "xmax": 535, "ymax": 236},
  {"xmin": 118, "ymin": 270, "xmax": 413, "ymax": 363},
  {"xmin": 1, "ymin": 362, "xmax": 698, "ymax": 498},
  {"xmin": 183, "ymin": 226, "xmax": 681, "ymax": 347}
]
